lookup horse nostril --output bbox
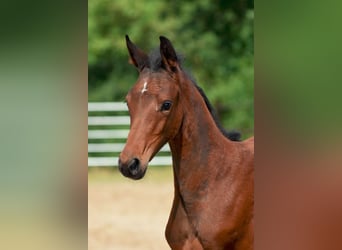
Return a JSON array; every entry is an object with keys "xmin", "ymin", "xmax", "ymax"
[{"xmin": 128, "ymin": 158, "xmax": 140, "ymax": 175}]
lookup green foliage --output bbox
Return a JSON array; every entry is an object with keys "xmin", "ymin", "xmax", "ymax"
[{"xmin": 89, "ymin": 0, "xmax": 254, "ymax": 137}]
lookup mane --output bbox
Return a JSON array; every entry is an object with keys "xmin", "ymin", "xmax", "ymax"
[
  {"xmin": 194, "ymin": 84, "xmax": 241, "ymax": 141},
  {"xmin": 147, "ymin": 49, "xmax": 241, "ymax": 142}
]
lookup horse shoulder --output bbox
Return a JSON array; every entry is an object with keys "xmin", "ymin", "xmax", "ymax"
[{"xmin": 208, "ymin": 137, "xmax": 254, "ymax": 249}]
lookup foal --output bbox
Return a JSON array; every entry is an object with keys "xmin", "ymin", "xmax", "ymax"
[{"xmin": 119, "ymin": 36, "xmax": 254, "ymax": 250}]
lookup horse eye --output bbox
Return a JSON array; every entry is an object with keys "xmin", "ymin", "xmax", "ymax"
[{"xmin": 161, "ymin": 101, "xmax": 172, "ymax": 111}]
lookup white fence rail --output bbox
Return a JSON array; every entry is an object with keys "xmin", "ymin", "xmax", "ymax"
[{"xmin": 88, "ymin": 102, "xmax": 172, "ymax": 167}]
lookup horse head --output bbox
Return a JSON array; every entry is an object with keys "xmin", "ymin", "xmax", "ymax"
[{"xmin": 118, "ymin": 36, "xmax": 183, "ymax": 179}]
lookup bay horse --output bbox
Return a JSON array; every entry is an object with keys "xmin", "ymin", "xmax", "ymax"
[{"xmin": 118, "ymin": 35, "xmax": 254, "ymax": 250}]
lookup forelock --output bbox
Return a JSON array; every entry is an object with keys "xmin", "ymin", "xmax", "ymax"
[{"xmin": 148, "ymin": 48, "xmax": 184, "ymax": 71}]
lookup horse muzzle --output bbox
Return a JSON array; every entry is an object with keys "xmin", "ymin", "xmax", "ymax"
[{"xmin": 118, "ymin": 157, "xmax": 147, "ymax": 180}]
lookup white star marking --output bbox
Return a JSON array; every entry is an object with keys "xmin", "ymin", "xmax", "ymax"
[{"xmin": 141, "ymin": 81, "xmax": 148, "ymax": 94}]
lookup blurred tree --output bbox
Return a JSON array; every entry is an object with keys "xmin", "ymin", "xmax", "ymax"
[{"xmin": 88, "ymin": 0, "xmax": 254, "ymax": 137}]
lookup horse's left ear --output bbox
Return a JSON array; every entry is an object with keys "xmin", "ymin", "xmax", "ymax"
[
  {"xmin": 126, "ymin": 35, "xmax": 149, "ymax": 71},
  {"xmin": 159, "ymin": 36, "xmax": 179, "ymax": 72}
]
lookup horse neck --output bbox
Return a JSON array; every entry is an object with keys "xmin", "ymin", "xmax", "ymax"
[{"xmin": 168, "ymin": 78, "xmax": 235, "ymax": 183}]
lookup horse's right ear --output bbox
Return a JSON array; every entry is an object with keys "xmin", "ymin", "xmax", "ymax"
[
  {"xmin": 125, "ymin": 35, "xmax": 149, "ymax": 71},
  {"xmin": 159, "ymin": 36, "xmax": 179, "ymax": 72}
]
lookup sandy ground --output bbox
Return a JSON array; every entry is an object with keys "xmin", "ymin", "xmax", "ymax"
[{"xmin": 88, "ymin": 168, "xmax": 174, "ymax": 250}]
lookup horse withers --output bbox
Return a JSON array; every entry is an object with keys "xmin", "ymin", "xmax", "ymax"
[{"xmin": 118, "ymin": 35, "xmax": 254, "ymax": 250}]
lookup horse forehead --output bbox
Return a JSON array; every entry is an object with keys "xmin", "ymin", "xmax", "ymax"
[{"xmin": 134, "ymin": 77, "xmax": 166, "ymax": 94}]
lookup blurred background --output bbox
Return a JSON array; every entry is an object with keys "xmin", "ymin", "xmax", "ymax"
[
  {"xmin": 1, "ymin": 0, "xmax": 341, "ymax": 249},
  {"xmin": 88, "ymin": 0, "xmax": 254, "ymax": 249}
]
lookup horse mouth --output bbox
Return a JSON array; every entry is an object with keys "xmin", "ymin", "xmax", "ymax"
[
  {"xmin": 118, "ymin": 158, "xmax": 148, "ymax": 180},
  {"xmin": 127, "ymin": 167, "xmax": 147, "ymax": 180}
]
